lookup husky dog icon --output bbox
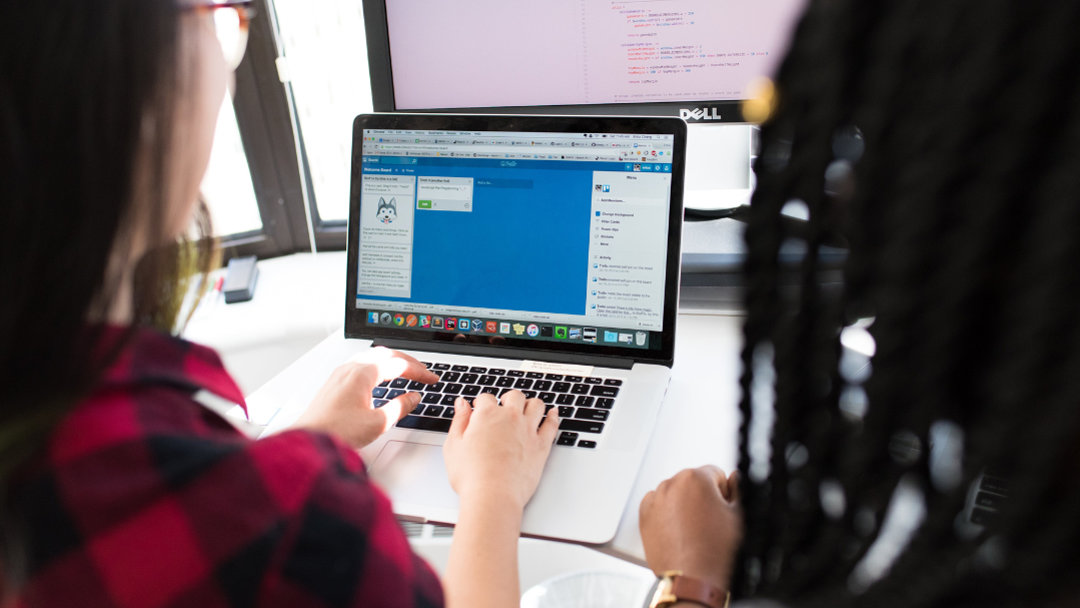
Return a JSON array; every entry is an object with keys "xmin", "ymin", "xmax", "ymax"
[{"xmin": 375, "ymin": 197, "xmax": 397, "ymax": 224}]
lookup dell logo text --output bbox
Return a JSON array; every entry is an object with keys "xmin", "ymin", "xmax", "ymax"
[{"xmin": 679, "ymin": 107, "xmax": 723, "ymax": 121}]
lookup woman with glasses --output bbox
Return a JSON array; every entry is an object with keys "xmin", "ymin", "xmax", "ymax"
[{"xmin": 0, "ymin": 2, "xmax": 556, "ymax": 606}]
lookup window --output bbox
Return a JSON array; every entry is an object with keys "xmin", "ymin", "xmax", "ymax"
[
  {"xmin": 202, "ymin": 94, "xmax": 263, "ymax": 237},
  {"xmin": 212, "ymin": 0, "xmax": 316, "ymax": 259},
  {"xmin": 264, "ymin": 0, "xmax": 376, "ymax": 249}
]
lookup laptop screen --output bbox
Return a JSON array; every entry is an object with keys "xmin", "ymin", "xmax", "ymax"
[{"xmin": 345, "ymin": 114, "xmax": 685, "ymax": 365}]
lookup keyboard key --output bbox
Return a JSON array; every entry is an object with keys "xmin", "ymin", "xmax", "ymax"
[
  {"xmin": 390, "ymin": 378, "xmax": 409, "ymax": 389},
  {"xmin": 433, "ymin": 363, "xmax": 451, "ymax": 371},
  {"xmin": 489, "ymin": 368, "xmax": 506, "ymax": 375},
  {"xmin": 451, "ymin": 365, "xmax": 469, "ymax": 372},
  {"xmin": 577, "ymin": 440, "xmax": 597, "ymax": 449},
  {"xmin": 604, "ymin": 379, "xmax": 624, "ymax": 386},
  {"xmin": 441, "ymin": 371, "xmax": 461, "ymax": 383},
  {"xmin": 584, "ymin": 377, "xmax": 603, "ymax": 384},
  {"xmin": 478, "ymin": 375, "xmax": 497, "ymax": 386},
  {"xmin": 513, "ymin": 378, "xmax": 534, "ymax": 389},
  {"xmin": 544, "ymin": 373, "xmax": 564, "ymax": 381},
  {"xmin": 470, "ymin": 366, "xmax": 488, "ymax": 373},
  {"xmin": 558, "ymin": 406, "xmax": 575, "ymax": 417},
  {"xmin": 559, "ymin": 419, "xmax": 604, "ymax": 434},
  {"xmin": 575, "ymin": 408, "xmax": 609, "ymax": 421},
  {"xmin": 442, "ymin": 406, "xmax": 456, "ymax": 418},
  {"xmin": 460, "ymin": 373, "xmax": 479, "ymax": 384},
  {"xmin": 371, "ymin": 387, "xmax": 388, "ymax": 398},
  {"xmin": 373, "ymin": 399, "xmax": 388, "ymax": 408},
  {"xmin": 571, "ymin": 384, "xmax": 591, "ymax": 395},
  {"xmin": 422, "ymin": 392, "xmax": 442, "ymax": 404},
  {"xmin": 553, "ymin": 382, "xmax": 572, "ymax": 393},
  {"xmin": 407, "ymin": 380, "xmax": 428, "ymax": 391},
  {"xmin": 534, "ymin": 380, "xmax": 552, "ymax": 391},
  {"xmin": 496, "ymin": 377, "xmax": 516, "ymax": 388},
  {"xmin": 539, "ymin": 392, "xmax": 556, "ymax": 403},
  {"xmin": 574, "ymin": 396, "xmax": 595, "ymax": 407},
  {"xmin": 557, "ymin": 432, "xmax": 579, "ymax": 446},
  {"xmin": 443, "ymin": 383, "xmax": 464, "ymax": 395},
  {"xmin": 397, "ymin": 415, "xmax": 452, "ymax": 433},
  {"xmin": 411, "ymin": 403, "xmax": 425, "ymax": 415},
  {"xmin": 565, "ymin": 375, "xmax": 583, "ymax": 382},
  {"xmin": 421, "ymin": 361, "xmax": 433, "ymax": 368},
  {"xmin": 556, "ymin": 393, "xmax": 576, "ymax": 405},
  {"xmin": 981, "ymin": 475, "xmax": 1009, "ymax": 495},
  {"xmin": 590, "ymin": 385, "xmax": 620, "ymax": 397},
  {"xmin": 596, "ymin": 397, "xmax": 615, "ymax": 409},
  {"xmin": 975, "ymin": 492, "xmax": 1003, "ymax": 509},
  {"xmin": 523, "ymin": 390, "xmax": 537, "ymax": 399},
  {"xmin": 525, "ymin": 372, "xmax": 544, "ymax": 379},
  {"xmin": 462, "ymin": 385, "xmax": 481, "ymax": 397},
  {"xmin": 387, "ymin": 389, "xmax": 405, "ymax": 399},
  {"xmin": 378, "ymin": 379, "xmax": 391, "ymax": 388},
  {"xmin": 428, "ymin": 382, "xmax": 446, "ymax": 393},
  {"xmin": 440, "ymin": 394, "xmax": 458, "ymax": 406},
  {"xmin": 424, "ymin": 405, "xmax": 445, "ymax": 417},
  {"xmin": 480, "ymin": 385, "xmax": 499, "ymax": 395},
  {"xmin": 506, "ymin": 370, "xmax": 525, "ymax": 377}
]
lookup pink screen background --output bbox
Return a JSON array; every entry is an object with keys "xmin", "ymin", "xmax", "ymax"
[{"xmin": 385, "ymin": 0, "xmax": 808, "ymax": 109}]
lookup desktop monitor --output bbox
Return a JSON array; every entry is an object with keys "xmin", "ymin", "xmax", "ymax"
[{"xmin": 362, "ymin": 0, "xmax": 808, "ymax": 123}]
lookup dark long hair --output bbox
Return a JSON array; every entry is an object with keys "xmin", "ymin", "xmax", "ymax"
[
  {"xmin": 735, "ymin": 1, "xmax": 1080, "ymax": 606},
  {"xmin": 0, "ymin": 0, "xmax": 215, "ymax": 587}
]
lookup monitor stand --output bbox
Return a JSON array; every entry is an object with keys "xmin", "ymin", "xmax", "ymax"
[{"xmin": 682, "ymin": 124, "xmax": 755, "ymax": 273}]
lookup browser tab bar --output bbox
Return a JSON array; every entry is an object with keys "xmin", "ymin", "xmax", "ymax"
[{"xmin": 361, "ymin": 129, "xmax": 674, "ymax": 164}]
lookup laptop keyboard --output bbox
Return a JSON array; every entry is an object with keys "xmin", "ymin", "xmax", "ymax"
[
  {"xmin": 371, "ymin": 362, "xmax": 622, "ymax": 449},
  {"xmin": 968, "ymin": 471, "xmax": 1008, "ymax": 527}
]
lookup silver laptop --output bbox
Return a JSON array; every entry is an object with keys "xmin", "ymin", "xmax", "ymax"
[{"xmin": 268, "ymin": 113, "xmax": 686, "ymax": 545}]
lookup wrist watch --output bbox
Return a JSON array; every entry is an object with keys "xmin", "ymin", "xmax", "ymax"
[{"xmin": 645, "ymin": 570, "xmax": 730, "ymax": 608}]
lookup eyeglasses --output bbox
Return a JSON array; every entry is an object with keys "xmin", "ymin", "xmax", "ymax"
[{"xmin": 189, "ymin": 1, "xmax": 257, "ymax": 71}]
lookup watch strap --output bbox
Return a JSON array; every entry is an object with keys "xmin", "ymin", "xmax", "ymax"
[
  {"xmin": 669, "ymin": 575, "xmax": 729, "ymax": 608},
  {"xmin": 652, "ymin": 571, "xmax": 730, "ymax": 608}
]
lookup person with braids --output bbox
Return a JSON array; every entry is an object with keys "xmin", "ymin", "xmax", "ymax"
[
  {"xmin": 639, "ymin": 1, "xmax": 1080, "ymax": 607},
  {"xmin": 0, "ymin": 2, "xmax": 559, "ymax": 606}
]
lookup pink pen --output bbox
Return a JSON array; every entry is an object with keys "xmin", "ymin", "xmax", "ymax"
[{"xmin": 213, "ymin": 275, "xmax": 225, "ymax": 308}]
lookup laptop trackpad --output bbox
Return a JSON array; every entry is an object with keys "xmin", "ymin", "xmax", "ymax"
[{"xmin": 370, "ymin": 441, "xmax": 459, "ymax": 511}]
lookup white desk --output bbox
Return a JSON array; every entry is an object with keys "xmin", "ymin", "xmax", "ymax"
[
  {"xmin": 211, "ymin": 253, "xmax": 745, "ymax": 564},
  {"xmin": 600, "ymin": 309, "xmax": 742, "ymax": 564},
  {"xmin": 243, "ymin": 311, "xmax": 742, "ymax": 564}
]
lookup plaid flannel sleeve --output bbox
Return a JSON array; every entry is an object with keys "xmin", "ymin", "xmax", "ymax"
[
  {"xmin": 17, "ymin": 329, "xmax": 443, "ymax": 608},
  {"xmin": 243, "ymin": 429, "xmax": 445, "ymax": 608},
  {"xmin": 20, "ymin": 425, "xmax": 443, "ymax": 608}
]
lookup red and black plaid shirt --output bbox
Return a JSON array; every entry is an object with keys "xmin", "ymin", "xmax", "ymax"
[{"xmin": 11, "ymin": 328, "xmax": 444, "ymax": 608}]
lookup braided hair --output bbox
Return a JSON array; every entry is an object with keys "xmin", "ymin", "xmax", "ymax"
[{"xmin": 735, "ymin": 1, "xmax": 1080, "ymax": 606}]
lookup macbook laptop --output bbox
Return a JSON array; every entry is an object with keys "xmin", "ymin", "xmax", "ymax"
[{"xmin": 266, "ymin": 113, "xmax": 686, "ymax": 545}]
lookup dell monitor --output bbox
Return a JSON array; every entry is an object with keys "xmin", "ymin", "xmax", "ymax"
[{"xmin": 362, "ymin": 0, "xmax": 807, "ymax": 123}]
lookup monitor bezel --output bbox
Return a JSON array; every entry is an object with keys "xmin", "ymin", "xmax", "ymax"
[
  {"xmin": 344, "ymin": 113, "xmax": 686, "ymax": 367},
  {"xmin": 361, "ymin": 0, "xmax": 750, "ymax": 124}
]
